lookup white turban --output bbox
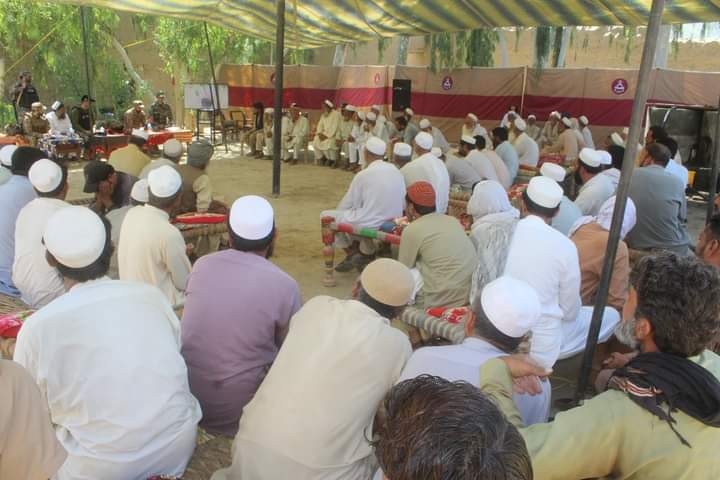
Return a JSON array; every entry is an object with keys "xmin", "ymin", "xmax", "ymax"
[
  {"xmin": 467, "ymin": 180, "xmax": 518, "ymax": 220},
  {"xmin": 414, "ymin": 132, "xmax": 433, "ymax": 150},
  {"xmin": 419, "ymin": 119, "xmax": 431, "ymax": 130},
  {"xmin": 393, "ymin": 142, "xmax": 412, "ymax": 157},
  {"xmin": 569, "ymin": 196, "xmax": 637, "ymax": 239}
]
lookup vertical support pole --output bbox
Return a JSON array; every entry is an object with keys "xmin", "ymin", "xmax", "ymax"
[
  {"xmin": 204, "ymin": 22, "xmax": 226, "ymax": 151},
  {"xmin": 574, "ymin": 0, "xmax": 666, "ymax": 402},
  {"xmin": 272, "ymin": 0, "xmax": 286, "ymax": 197},
  {"xmin": 706, "ymin": 96, "xmax": 720, "ymax": 222},
  {"xmin": 321, "ymin": 216, "xmax": 337, "ymax": 287},
  {"xmin": 80, "ymin": 7, "xmax": 93, "ymax": 104}
]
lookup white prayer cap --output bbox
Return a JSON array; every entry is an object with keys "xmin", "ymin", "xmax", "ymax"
[
  {"xmin": 264, "ymin": 107, "xmax": 273, "ymax": 114},
  {"xmin": 579, "ymin": 115, "xmax": 589, "ymax": 126},
  {"xmin": 526, "ymin": 176, "xmax": 563, "ymax": 209},
  {"xmin": 611, "ymin": 132, "xmax": 626, "ymax": 147},
  {"xmin": 229, "ymin": 195, "xmax": 274, "ymax": 240},
  {"xmin": 0, "ymin": 145, "xmax": 17, "ymax": 167},
  {"xmin": 366, "ymin": 112, "xmax": 377, "ymax": 122},
  {"xmin": 51, "ymin": 100, "xmax": 63, "ymax": 111},
  {"xmin": 514, "ymin": 118, "xmax": 527, "ymax": 131},
  {"xmin": 371, "ymin": 104, "xmax": 380, "ymax": 111},
  {"xmin": 431, "ymin": 147, "xmax": 442, "ymax": 157},
  {"xmin": 404, "ymin": 107, "xmax": 414, "ymax": 116},
  {"xmin": 550, "ymin": 111, "xmax": 561, "ymax": 119},
  {"xmin": 29, "ymin": 159, "xmax": 63, "ymax": 193},
  {"xmin": 357, "ymin": 111, "xmax": 366, "ymax": 121},
  {"xmin": 130, "ymin": 178, "xmax": 149, "ymax": 203},
  {"xmin": 579, "ymin": 148, "xmax": 602, "ymax": 168},
  {"xmin": 324, "ymin": 99, "xmax": 334, "ymax": 109},
  {"xmin": 461, "ymin": 134, "xmax": 477, "ymax": 145},
  {"xmin": 597, "ymin": 150, "xmax": 612, "ymax": 166},
  {"xmin": 540, "ymin": 162, "xmax": 567, "ymax": 183},
  {"xmin": 345, "ymin": 104, "xmax": 356, "ymax": 112},
  {"xmin": 528, "ymin": 114, "xmax": 536, "ymax": 120},
  {"xmin": 163, "ymin": 139, "xmax": 183, "ymax": 158},
  {"xmin": 561, "ymin": 117, "xmax": 572, "ymax": 128},
  {"xmin": 622, "ymin": 127, "xmax": 629, "ymax": 135},
  {"xmin": 366, "ymin": 136, "xmax": 386, "ymax": 157},
  {"xmin": 393, "ymin": 142, "xmax": 412, "ymax": 157},
  {"xmin": 414, "ymin": 131, "xmax": 433, "ymax": 150},
  {"xmin": 361, "ymin": 258, "xmax": 414, "ymax": 307},
  {"xmin": 131, "ymin": 128, "xmax": 149, "ymax": 140},
  {"xmin": 147, "ymin": 165, "xmax": 182, "ymax": 198},
  {"xmin": 481, "ymin": 276, "xmax": 541, "ymax": 338},
  {"xmin": 44, "ymin": 207, "xmax": 106, "ymax": 269},
  {"xmin": 419, "ymin": 118, "xmax": 431, "ymax": 129},
  {"xmin": 466, "ymin": 113, "xmax": 478, "ymax": 122}
]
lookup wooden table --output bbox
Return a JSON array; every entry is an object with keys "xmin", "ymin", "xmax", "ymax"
[
  {"xmin": 0, "ymin": 135, "xmax": 19, "ymax": 146},
  {"xmin": 91, "ymin": 134, "xmax": 129, "ymax": 158}
]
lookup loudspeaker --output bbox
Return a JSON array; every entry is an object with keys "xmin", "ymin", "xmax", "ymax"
[{"xmin": 392, "ymin": 79, "xmax": 412, "ymax": 112}]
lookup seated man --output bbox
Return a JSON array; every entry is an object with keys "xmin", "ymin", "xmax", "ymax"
[
  {"xmin": 398, "ymin": 181, "xmax": 476, "ymax": 309},
  {"xmin": 123, "ymin": 100, "xmax": 147, "ymax": 133},
  {"xmin": 461, "ymin": 134, "xmax": 500, "ymax": 184},
  {"xmin": 118, "ymin": 166, "xmax": 191, "ymax": 306},
  {"xmin": 139, "ymin": 138, "xmax": 183, "ymax": 178},
  {"xmin": 540, "ymin": 162, "xmax": 582, "ymax": 236},
  {"xmin": 526, "ymin": 114, "xmax": 541, "ymax": 141},
  {"xmin": 542, "ymin": 116, "xmax": 580, "ymax": 162},
  {"xmin": 46, "ymin": 101, "xmax": 74, "ymax": 135},
  {"xmin": 83, "ymin": 160, "xmax": 137, "ymax": 216},
  {"xmin": 259, "ymin": 108, "xmax": 273, "ymax": 157},
  {"xmin": 512, "ymin": 117, "xmax": 540, "ymax": 168},
  {"xmin": 399, "ymin": 132, "xmax": 450, "ymax": 213},
  {"xmin": 14, "ymin": 206, "xmax": 201, "ymax": 479},
  {"xmin": 539, "ymin": 111, "xmax": 560, "ymax": 147},
  {"xmin": 504, "ymin": 176, "xmax": 619, "ymax": 369},
  {"xmin": 22, "ymin": 102, "xmax": 50, "ymax": 147},
  {"xmin": 373, "ymin": 376, "xmax": 532, "ymax": 480},
  {"xmin": 476, "ymin": 135, "xmax": 511, "ymax": 189},
  {"xmin": 182, "ymin": 195, "xmax": 302, "ymax": 436},
  {"xmin": 0, "ymin": 145, "xmax": 15, "ymax": 186},
  {"xmin": 492, "ymin": 126, "xmax": 519, "ymax": 183},
  {"xmin": 435, "ymin": 146, "xmax": 481, "ymax": 193},
  {"xmin": 392, "ymin": 141, "xmax": 412, "ymax": 170},
  {"xmin": 106, "ymin": 179, "xmax": 149, "ymax": 279},
  {"xmin": 312, "ymin": 99, "xmax": 341, "ymax": 166},
  {"xmin": 177, "ymin": 139, "xmax": 225, "ymax": 214},
  {"xmin": 148, "ymin": 91, "xmax": 173, "ymax": 130},
  {"xmin": 418, "ymin": 118, "xmax": 450, "ymax": 154},
  {"xmin": 246, "ymin": 101, "xmax": 265, "ymax": 157},
  {"xmin": 697, "ymin": 213, "xmax": 720, "ymax": 269},
  {"xmin": 462, "ymin": 112, "xmax": 491, "ymax": 147},
  {"xmin": 627, "ymin": 142, "xmax": 690, "ymax": 256},
  {"xmin": 283, "ymin": 105, "xmax": 309, "ymax": 165},
  {"xmin": 657, "ymin": 136, "xmax": 689, "ymax": 187},
  {"xmin": 213, "ymin": 259, "xmax": 413, "ymax": 480},
  {"xmin": 13, "ymin": 159, "xmax": 70, "ymax": 308},
  {"xmin": 322, "ymin": 136, "xmax": 405, "ymax": 272},
  {"xmin": 108, "ymin": 128, "xmax": 151, "ymax": 177},
  {"xmin": 481, "ymin": 253, "xmax": 720, "ymax": 479},
  {"xmin": 573, "ymin": 148, "xmax": 615, "ymax": 216},
  {"xmin": 0, "ymin": 359, "xmax": 67, "ymax": 480},
  {"xmin": 70, "ymin": 95, "xmax": 96, "ymax": 158},
  {"xmin": 398, "ymin": 275, "xmax": 550, "ymax": 425},
  {"xmin": 336, "ymin": 105, "xmax": 355, "ymax": 168}
]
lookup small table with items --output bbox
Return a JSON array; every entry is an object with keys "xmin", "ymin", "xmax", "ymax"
[
  {"xmin": 90, "ymin": 133, "xmax": 130, "ymax": 159},
  {"xmin": 38, "ymin": 134, "xmax": 83, "ymax": 160}
]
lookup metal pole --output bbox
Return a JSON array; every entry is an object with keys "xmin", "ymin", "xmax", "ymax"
[
  {"xmin": 79, "ymin": 7, "xmax": 93, "ymax": 102},
  {"xmin": 574, "ymin": 0, "xmax": 666, "ymax": 402},
  {"xmin": 706, "ymin": 96, "xmax": 720, "ymax": 222},
  {"xmin": 272, "ymin": 0, "xmax": 286, "ymax": 197},
  {"xmin": 204, "ymin": 22, "xmax": 225, "ymax": 150}
]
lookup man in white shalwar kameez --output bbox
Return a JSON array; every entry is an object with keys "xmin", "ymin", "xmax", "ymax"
[
  {"xmin": 462, "ymin": 113, "xmax": 492, "ymax": 148},
  {"xmin": 460, "ymin": 135, "xmax": 499, "ymax": 184},
  {"xmin": 313, "ymin": 99, "xmax": 341, "ymax": 165},
  {"xmin": 336, "ymin": 105, "xmax": 356, "ymax": 168},
  {"xmin": 212, "ymin": 259, "xmax": 413, "ymax": 480},
  {"xmin": 399, "ymin": 132, "xmax": 450, "ymax": 214},
  {"xmin": 14, "ymin": 206, "xmax": 201, "ymax": 480},
  {"xmin": 574, "ymin": 148, "xmax": 616, "ymax": 216},
  {"xmin": 579, "ymin": 115, "xmax": 595, "ymax": 149},
  {"xmin": 321, "ymin": 137, "xmax": 405, "ymax": 272},
  {"xmin": 348, "ymin": 111, "xmax": 367, "ymax": 171},
  {"xmin": 284, "ymin": 105, "xmax": 309, "ymax": 164},
  {"xmin": 526, "ymin": 114, "xmax": 541, "ymax": 142},
  {"xmin": 542, "ymin": 116, "xmax": 580, "ymax": 162},
  {"xmin": 419, "ymin": 118, "xmax": 450, "ymax": 154},
  {"xmin": 502, "ymin": 177, "xmax": 619, "ymax": 369},
  {"xmin": 263, "ymin": 109, "xmax": 292, "ymax": 158},
  {"xmin": 539, "ymin": 111, "xmax": 561, "ymax": 147},
  {"xmin": 511, "ymin": 118, "xmax": 540, "ymax": 168}
]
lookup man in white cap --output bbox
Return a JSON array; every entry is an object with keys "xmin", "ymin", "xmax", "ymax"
[
  {"xmin": 371, "ymin": 104, "xmax": 387, "ymax": 126},
  {"xmin": 579, "ymin": 115, "xmax": 595, "ymax": 149},
  {"xmin": 500, "ymin": 104, "xmax": 518, "ymax": 129},
  {"xmin": 46, "ymin": 100, "xmax": 74, "ymax": 135},
  {"xmin": 492, "ymin": 126, "xmax": 519, "ymax": 183},
  {"xmin": 512, "ymin": 117, "xmax": 540, "ymax": 168},
  {"xmin": 313, "ymin": 99, "xmax": 341, "ymax": 166},
  {"xmin": 457, "ymin": 134, "xmax": 499, "ymax": 185},
  {"xmin": 573, "ymin": 148, "xmax": 615, "ymax": 216},
  {"xmin": 106, "ymin": 178, "xmax": 149, "ymax": 279},
  {"xmin": 398, "ymin": 275, "xmax": 550, "ymax": 425},
  {"xmin": 260, "ymin": 108, "xmax": 274, "ymax": 157},
  {"xmin": 0, "ymin": 144, "xmax": 16, "ymax": 186},
  {"xmin": 14, "ymin": 206, "xmax": 201, "ymax": 479},
  {"xmin": 118, "ymin": 165, "xmax": 191, "ymax": 305},
  {"xmin": 284, "ymin": 104, "xmax": 309, "ymax": 165},
  {"xmin": 108, "ymin": 127, "xmax": 151, "ymax": 177},
  {"xmin": 539, "ymin": 111, "xmax": 560, "ymax": 147},
  {"xmin": 475, "ymin": 135, "xmax": 512, "ymax": 189},
  {"xmin": 12, "ymin": 159, "xmax": 69, "ymax": 308},
  {"xmin": 526, "ymin": 114, "xmax": 541, "ymax": 142},
  {"xmin": 335, "ymin": 105, "xmax": 356, "ymax": 168},
  {"xmin": 321, "ymin": 136, "xmax": 405, "ymax": 272},
  {"xmin": 438, "ymin": 145, "xmax": 482, "ymax": 193},
  {"xmin": 503, "ymin": 176, "xmax": 619, "ymax": 369},
  {"xmin": 392, "ymin": 141, "xmax": 412, "ymax": 170},
  {"xmin": 365, "ymin": 111, "xmax": 389, "ymax": 146},
  {"xmin": 540, "ymin": 162, "xmax": 582, "ymax": 236},
  {"xmin": 346, "ymin": 110, "xmax": 368, "ymax": 172},
  {"xmin": 212, "ymin": 258, "xmax": 413, "ymax": 480},
  {"xmin": 419, "ymin": 118, "xmax": 450, "ymax": 154},
  {"xmin": 182, "ymin": 195, "xmax": 301, "ymax": 436},
  {"xmin": 542, "ymin": 116, "xmax": 580, "ymax": 162},
  {"xmin": 401, "ymin": 131, "xmax": 450, "ymax": 214},
  {"xmin": 139, "ymin": 138, "xmax": 183, "ymax": 179},
  {"xmin": 0, "ymin": 146, "xmax": 44, "ymax": 297},
  {"xmin": 462, "ymin": 113, "xmax": 491, "ymax": 148}
]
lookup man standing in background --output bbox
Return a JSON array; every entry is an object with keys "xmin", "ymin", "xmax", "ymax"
[{"xmin": 11, "ymin": 71, "xmax": 40, "ymax": 122}]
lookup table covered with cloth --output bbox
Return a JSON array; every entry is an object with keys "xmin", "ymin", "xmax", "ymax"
[{"xmin": 38, "ymin": 134, "xmax": 83, "ymax": 159}]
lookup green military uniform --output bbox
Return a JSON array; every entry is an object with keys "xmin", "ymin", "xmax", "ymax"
[
  {"xmin": 479, "ymin": 353, "xmax": 720, "ymax": 479},
  {"xmin": 149, "ymin": 102, "xmax": 173, "ymax": 130},
  {"xmin": 22, "ymin": 113, "xmax": 49, "ymax": 147}
]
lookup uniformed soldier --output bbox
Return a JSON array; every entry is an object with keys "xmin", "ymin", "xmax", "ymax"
[
  {"xmin": 148, "ymin": 91, "xmax": 173, "ymax": 131},
  {"xmin": 123, "ymin": 100, "xmax": 147, "ymax": 133},
  {"xmin": 11, "ymin": 71, "xmax": 40, "ymax": 122},
  {"xmin": 22, "ymin": 102, "xmax": 50, "ymax": 147},
  {"xmin": 70, "ymin": 95, "xmax": 97, "ymax": 160}
]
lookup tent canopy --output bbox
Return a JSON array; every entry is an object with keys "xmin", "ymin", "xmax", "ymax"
[{"xmin": 54, "ymin": 0, "xmax": 720, "ymax": 48}]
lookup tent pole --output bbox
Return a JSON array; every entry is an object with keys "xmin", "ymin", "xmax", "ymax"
[
  {"xmin": 204, "ymin": 22, "xmax": 226, "ymax": 151},
  {"xmin": 706, "ymin": 96, "xmax": 720, "ymax": 222},
  {"xmin": 272, "ymin": 0, "xmax": 286, "ymax": 197},
  {"xmin": 79, "ymin": 7, "xmax": 93, "ymax": 103},
  {"xmin": 573, "ymin": 0, "xmax": 666, "ymax": 403}
]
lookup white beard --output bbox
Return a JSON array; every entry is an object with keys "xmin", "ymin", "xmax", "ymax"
[{"xmin": 614, "ymin": 316, "xmax": 639, "ymax": 349}]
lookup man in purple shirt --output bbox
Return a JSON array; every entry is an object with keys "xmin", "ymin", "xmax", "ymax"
[{"xmin": 181, "ymin": 195, "xmax": 302, "ymax": 436}]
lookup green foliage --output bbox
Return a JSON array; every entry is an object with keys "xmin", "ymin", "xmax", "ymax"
[
  {"xmin": 534, "ymin": 26, "xmax": 553, "ymax": 69},
  {"xmin": 551, "ymin": 26, "xmax": 564, "ymax": 67},
  {"xmin": 622, "ymin": 26, "xmax": 636, "ymax": 64},
  {"xmin": 377, "ymin": 37, "xmax": 390, "ymax": 63},
  {"xmin": 287, "ymin": 48, "xmax": 315, "ymax": 65},
  {"xmin": 465, "ymin": 28, "xmax": 498, "ymax": 67},
  {"xmin": 397, "ymin": 35, "xmax": 409, "ymax": 66}
]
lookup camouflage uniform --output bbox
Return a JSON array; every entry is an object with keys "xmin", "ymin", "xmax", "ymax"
[
  {"xmin": 149, "ymin": 102, "xmax": 173, "ymax": 130},
  {"xmin": 22, "ymin": 113, "xmax": 50, "ymax": 147}
]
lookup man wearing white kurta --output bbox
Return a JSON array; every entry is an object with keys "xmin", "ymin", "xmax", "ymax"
[
  {"xmin": 106, "ymin": 179, "xmax": 149, "ymax": 279},
  {"xmin": 579, "ymin": 115, "xmax": 595, "ymax": 149},
  {"xmin": 462, "ymin": 113, "xmax": 492, "ymax": 148},
  {"xmin": 118, "ymin": 166, "xmax": 191, "ymax": 306},
  {"xmin": 492, "ymin": 127, "xmax": 520, "ymax": 183},
  {"xmin": 540, "ymin": 162, "xmax": 583, "ymax": 237},
  {"xmin": 321, "ymin": 137, "xmax": 405, "ymax": 269},
  {"xmin": 543, "ymin": 116, "xmax": 580, "ymax": 162},
  {"xmin": 46, "ymin": 101, "xmax": 74, "ymax": 135},
  {"xmin": 476, "ymin": 136, "xmax": 512, "ymax": 190},
  {"xmin": 574, "ymin": 148, "xmax": 616, "ymax": 216},
  {"xmin": 512, "ymin": 118, "xmax": 540, "ymax": 168},
  {"xmin": 400, "ymin": 132, "xmax": 450, "ymax": 214},
  {"xmin": 539, "ymin": 111, "xmax": 560, "ymax": 147},
  {"xmin": 398, "ymin": 276, "xmax": 550, "ymax": 425},
  {"xmin": 526, "ymin": 114, "xmax": 541, "ymax": 142},
  {"xmin": 348, "ymin": 111, "xmax": 367, "ymax": 170},
  {"xmin": 313, "ymin": 100, "xmax": 341, "ymax": 164},
  {"xmin": 284, "ymin": 106, "xmax": 309, "ymax": 163},
  {"xmin": 419, "ymin": 118, "xmax": 450, "ymax": 154},
  {"xmin": 212, "ymin": 259, "xmax": 413, "ymax": 480},
  {"xmin": 503, "ymin": 177, "xmax": 619, "ymax": 369},
  {"xmin": 461, "ymin": 135, "xmax": 499, "ymax": 184},
  {"xmin": 336, "ymin": 105, "xmax": 356, "ymax": 167},
  {"xmin": 14, "ymin": 206, "xmax": 201, "ymax": 480},
  {"xmin": 264, "ymin": 109, "xmax": 292, "ymax": 158},
  {"xmin": 12, "ymin": 159, "xmax": 69, "ymax": 308}
]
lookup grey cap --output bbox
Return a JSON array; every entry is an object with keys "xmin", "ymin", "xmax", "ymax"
[{"xmin": 187, "ymin": 140, "xmax": 214, "ymax": 168}]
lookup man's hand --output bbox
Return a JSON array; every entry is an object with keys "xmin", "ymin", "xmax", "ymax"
[
  {"xmin": 512, "ymin": 376, "xmax": 545, "ymax": 396},
  {"xmin": 602, "ymin": 351, "xmax": 637, "ymax": 370},
  {"xmin": 318, "ymin": 133, "xmax": 327, "ymax": 141},
  {"xmin": 500, "ymin": 354, "xmax": 552, "ymax": 379}
]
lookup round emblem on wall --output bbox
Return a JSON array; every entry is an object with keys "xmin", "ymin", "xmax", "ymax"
[
  {"xmin": 611, "ymin": 78, "xmax": 628, "ymax": 95},
  {"xmin": 442, "ymin": 76, "xmax": 454, "ymax": 91}
]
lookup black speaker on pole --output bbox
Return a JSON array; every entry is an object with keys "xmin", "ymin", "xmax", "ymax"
[{"xmin": 392, "ymin": 79, "xmax": 412, "ymax": 112}]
